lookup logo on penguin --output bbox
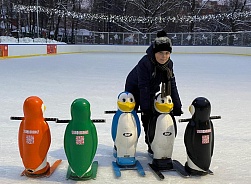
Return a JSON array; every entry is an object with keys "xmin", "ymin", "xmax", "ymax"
[
  {"xmin": 163, "ymin": 132, "xmax": 172, "ymax": 136},
  {"xmin": 123, "ymin": 132, "xmax": 133, "ymax": 137}
]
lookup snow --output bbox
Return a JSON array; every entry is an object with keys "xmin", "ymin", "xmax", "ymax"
[
  {"xmin": 0, "ymin": 36, "xmax": 66, "ymax": 44},
  {"xmin": 0, "ymin": 52, "xmax": 251, "ymax": 184}
]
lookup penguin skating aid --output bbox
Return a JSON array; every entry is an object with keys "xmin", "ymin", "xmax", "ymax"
[
  {"xmin": 111, "ymin": 92, "xmax": 145, "ymax": 177},
  {"xmin": 64, "ymin": 98, "xmax": 98, "ymax": 180},
  {"xmin": 17, "ymin": 96, "xmax": 61, "ymax": 178},
  {"xmin": 183, "ymin": 97, "xmax": 220, "ymax": 176},
  {"xmin": 147, "ymin": 94, "xmax": 189, "ymax": 179}
]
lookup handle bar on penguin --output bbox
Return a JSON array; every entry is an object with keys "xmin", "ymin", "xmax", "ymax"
[
  {"xmin": 56, "ymin": 119, "xmax": 105, "ymax": 123},
  {"xmin": 178, "ymin": 115, "xmax": 221, "ymax": 123},
  {"xmin": 10, "ymin": 116, "xmax": 58, "ymax": 121},
  {"xmin": 104, "ymin": 110, "xmax": 142, "ymax": 114},
  {"xmin": 10, "ymin": 116, "xmax": 105, "ymax": 123}
]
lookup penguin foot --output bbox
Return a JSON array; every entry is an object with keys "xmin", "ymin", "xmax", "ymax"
[
  {"xmin": 68, "ymin": 171, "xmax": 93, "ymax": 180},
  {"xmin": 24, "ymin": 162, "xmax": 50, "ymax": 177},
  {"xmin": 185, "ymin": 162, "xmax": 208, "ymax": 176},
  {"xmin": 117, "ymin": 157, "xmax": 136, "ymax": 166},
  {"xmin": 66, "ymin": 161, "xmax": 98, "ymax": 181},
  {"xmin": 152, "ymin": 158, "xmax": 173, "ymax": 170}
]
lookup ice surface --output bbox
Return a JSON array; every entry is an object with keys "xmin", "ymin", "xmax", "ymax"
[{"xmin": 0, "ymin": 52, "xmax": 250, "ymax": 183}]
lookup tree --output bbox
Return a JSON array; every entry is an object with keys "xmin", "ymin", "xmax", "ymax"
[
  {"xmin": 114, "ymin": 0, "xmax": 184, "ymax": 33},
  {"xmin": 1, "ymin": 0, "xmax": 251, "ymax": 43}
]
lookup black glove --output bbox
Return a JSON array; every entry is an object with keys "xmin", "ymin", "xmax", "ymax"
[{"xmin": 172, "ymin": 108, "xmax": 183, "ymax": 116}]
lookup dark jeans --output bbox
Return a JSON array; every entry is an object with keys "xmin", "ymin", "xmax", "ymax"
[{"xmin": 141, "ymin": 112, "xmax": 151, "ymax": 149}]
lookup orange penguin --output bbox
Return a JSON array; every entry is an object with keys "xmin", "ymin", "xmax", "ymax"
[{"xmin": 18, "ymin": 96, "xmax": 51, "ymax": 176}]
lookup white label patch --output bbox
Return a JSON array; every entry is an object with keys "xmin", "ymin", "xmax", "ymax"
[
  {"xmin": 197, "ymin": 129, "xmax": 211, "ymax": 134},
  {"xmin": 72, "ymin": 130, "xmax": 89, "ymax": 135},
  {"xmin": 202, "ymin": 135, "xmax": 210, "ymax": 144},
  {"xmin": 23, "ymin": 130, "xmax": 39, "ymax": 134},
  {"xmin": 76, "ymin": 136, "xmax": 84, "ymax": 145},
  {"xmin": 26, "ymin": 135, "xmax": 34, "ymax": 144}
]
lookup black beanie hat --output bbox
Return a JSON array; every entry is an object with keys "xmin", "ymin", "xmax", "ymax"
[{"xmin": 153, "ymin": 30, "xmax": 172, "ymax": 53}]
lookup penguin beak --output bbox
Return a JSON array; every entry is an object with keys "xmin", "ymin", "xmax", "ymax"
[
  {"xmin": 41, "ymin": 104, "xmax": 46, "ymax": 113},
  {"xmin": 189, "ymin": 105, "xmax": 195, "ymax": 116},
  {"xmin": 118, "ymin": 101, "xmax": 135, "ymax": 112},
  {"xmin": 155, "ymin": 102, "xmax": 173, "ymax": 113}
]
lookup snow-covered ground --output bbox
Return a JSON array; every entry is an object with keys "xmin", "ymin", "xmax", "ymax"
[{"xmin": 0, "ymin": 52, "xmax": 250, "ymax": 184}]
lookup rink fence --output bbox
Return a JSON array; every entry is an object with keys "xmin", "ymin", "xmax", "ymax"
[{"xmin": 0, "ymin": 44, "xmax": 251, "ymax": 58}]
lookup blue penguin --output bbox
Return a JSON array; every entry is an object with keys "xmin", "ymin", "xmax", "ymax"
[
  {"xmin": 111, "ymin": 91, "xmax": 141, "ymax": 166},
  {"xmin": 148, "ymin": 93, "xmax": 177, "ymax": 169},
  {"xmin": 184, "ymin": 97, "xmax": 214, "ymax": 175}
]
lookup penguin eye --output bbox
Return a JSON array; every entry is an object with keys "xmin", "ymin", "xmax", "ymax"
[
  {"xmin": 161, "ymin": 100, "xmax": 165, "ymax": 103},
  {"xmin": 168, "ymin": 99, "xmax": 171, "ymax": 103},
  {"xmin": 130, "ymin": 98, "xmax": 133, "ymax": 102},
  {"xmin": 122, "ymin": 98, "xmax": 126, "ymax": 102}
]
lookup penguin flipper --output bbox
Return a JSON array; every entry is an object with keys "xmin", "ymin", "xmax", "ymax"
[
  {"xmin": 64, "ymin": 122, "xmax": 73, "ymax": 162},
  {"xmin": 210, "ymin": 121, "xmax": 214, "ymax": 157},
  {"xmin": 111, "ymin": 110, "xmax": 122, "ymax": 141},
  {"xmin": 90, "ymin": 122, "xmax": 98, "ymax": 160},
  {"xmin": 18, "ymin": 121, "xmax": 25, "ymax": 158},
  {"xmin": 171, "ymin": 114, "xmax": 177, "ymax": 137},
  {"xmin": 39, "ymin": 122, "xmax": 51, "ymax": 158},
  {"xmin": 184, "ymin": 121, "xmax": 196, "ymax": 160},
  {"xmin": 132, "ymin": 110, "xmax": 141, "ymax": 137}
]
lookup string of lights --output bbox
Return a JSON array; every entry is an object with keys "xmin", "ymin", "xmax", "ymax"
[{"xmin": 12, "ymin": 4, "xmax": 251, "ymax": 24}]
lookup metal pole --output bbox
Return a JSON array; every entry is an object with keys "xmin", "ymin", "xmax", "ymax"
[{"xmin": 36, "ymin": 0, "xmax": 39, "ymax": 38}]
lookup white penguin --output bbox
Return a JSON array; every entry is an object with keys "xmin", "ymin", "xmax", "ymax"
[
  {"xmin": 111, "ymin": 91, "xmax": 141, "ymax": 165},
  {"xmin": 148, "ymin": 93, "xmax": 177, "ymax": 168}
]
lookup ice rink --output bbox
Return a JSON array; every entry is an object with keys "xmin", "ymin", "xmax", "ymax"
[{"xmin": 0, "ymin": 52, "xmax": 251, "ymax": 183}]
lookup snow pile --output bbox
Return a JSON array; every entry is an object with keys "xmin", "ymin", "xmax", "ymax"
[
  {"xmin": 0, "ymin": 36, "xmax": 18, "ymax": 43},
  {"xmin": 0, "ymin": 36, "xmax": 66, "ymax": 44}
]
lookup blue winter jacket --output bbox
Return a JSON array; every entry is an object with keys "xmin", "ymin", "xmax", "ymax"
[{"xmin": 125, "ymin": 44, "xmax": 182, "ymax": 112}]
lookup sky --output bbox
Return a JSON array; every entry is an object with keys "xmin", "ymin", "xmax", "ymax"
[{"xmin": 0, "ymin": 52, "xmax": 251, "ymax": 184}]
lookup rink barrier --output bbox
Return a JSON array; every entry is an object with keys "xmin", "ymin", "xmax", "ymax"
[
  {"xmin": 47, "ymin": 44, "xmax": 57, "ymax": 54},
  {"xmin": 0, "ymin": 44, "xmax": 8, "ymax": 57},
  {"xmin": 1, "ymin": 44, "xmax": 251, "ymax": 58}
]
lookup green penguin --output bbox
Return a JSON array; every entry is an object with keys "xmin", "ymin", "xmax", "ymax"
[{"xmin": 64, "ymin": 98, "xmax": 98, "ymax": 180}]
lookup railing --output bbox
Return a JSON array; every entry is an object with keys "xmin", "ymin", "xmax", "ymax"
[{"xmin": 73, "ymin": 31, "xmax": 251, "ymax": 47}]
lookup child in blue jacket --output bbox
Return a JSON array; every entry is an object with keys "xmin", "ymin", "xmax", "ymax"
[{"xmin": 125, "ymin": 30, "xmax": 182, "ymax": 153}]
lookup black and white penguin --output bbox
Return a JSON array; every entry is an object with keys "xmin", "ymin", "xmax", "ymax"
[
  {"xmin": 148, "ymin": 93, "xmax": 177, "ymax": 169},
  {"xmin": 184, "ymin": 97, "xmax": 214, "ymax": 175}
]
